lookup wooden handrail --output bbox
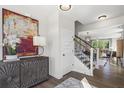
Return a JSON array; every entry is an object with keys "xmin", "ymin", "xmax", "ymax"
[
  {"xmin": 75, "ymin": 35, "xmax": 92, "ymax": 47},
  {"xmin": 75, "ymin": 35, "xmax": 96, "ymax": 50},
  {"xmin": 74, "ymin": 38, "xmax": 90, "ymax": 51}
]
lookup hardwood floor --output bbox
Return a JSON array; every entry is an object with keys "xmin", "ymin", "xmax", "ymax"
[{"xmin": 34, "ymin": 62, "xmax": 124, "ymax": 88}]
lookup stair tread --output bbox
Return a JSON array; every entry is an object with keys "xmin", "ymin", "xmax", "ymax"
[
  {"xmin": 87, "ymin": 64, "xmax": 96, "ymax": 69},
  {"xmin": 76, "ymin": 54, "xmax": 82, "ymax": 56},
  {"xmin": 79, "ymin": 56, "xmax": 88, "ymax": 58},
  {"xmin": 83, "ymin": 61, "xmax": 90, "ymax": 64}
]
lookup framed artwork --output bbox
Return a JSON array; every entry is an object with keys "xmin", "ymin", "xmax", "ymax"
[{"xmin": 2, "ymin": 8, "xmax": 38, "ymax": 59}]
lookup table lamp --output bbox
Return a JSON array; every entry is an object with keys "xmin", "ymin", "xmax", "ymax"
[{"xmin": 33, "ymin": 36, "xmax": 46, "ymax": 55}]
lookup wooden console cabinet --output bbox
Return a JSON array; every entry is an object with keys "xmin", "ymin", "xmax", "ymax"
[
  {"xmin": 117, "ymin": 39, "xmax": 123, "ymax": 57},
  {"xmin": 0, "ymin": 56, "xmax": 49, "ymax": 88}
]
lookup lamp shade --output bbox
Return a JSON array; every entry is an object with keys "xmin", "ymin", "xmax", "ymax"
[{"xmin": 33, "ymin": 36, "xmax": 46, "ymax": 46}]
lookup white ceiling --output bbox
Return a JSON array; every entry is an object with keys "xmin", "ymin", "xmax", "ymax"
[
  {"xmin": 79, "ymin": 26, "xmax": 123, "ymax": 39},
  {"xmin": 60, "ymin": 5, "xmax": 124, "ymax": 39},
  {"xmin": 0, "ymin": 5, "xmax": 57, "ymax": 20},
  {"xmin": 1, "ymin": 5, "xmax": 124, "ymax": 26},
  {"xmin": 60, "ymin": 5, "xmax": 124, "ymax": 25}
]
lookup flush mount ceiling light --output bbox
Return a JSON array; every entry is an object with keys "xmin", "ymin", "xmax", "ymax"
[
  {"xmin": 98, "ymin": 15, "xmax": 107, "ymax": 20},
  {"xmin": 85, "ymin": 32, "xmax": 91, "ymax": 42},
  {"xmin": 59, "ymin": 5, "xmax": 71, "ymax": 11}
]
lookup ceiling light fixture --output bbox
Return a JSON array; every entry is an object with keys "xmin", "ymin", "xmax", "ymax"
[
  {"xmin": 85, "ymin": 32, "xmax": 91, "ymax": 42},
  {"xmin": 98, "ymin": 15, "xmax": 107, "ymax": 20},
  {"xmin": 59, "ymin": 5, "xmax": 71, "ymax": 11}
]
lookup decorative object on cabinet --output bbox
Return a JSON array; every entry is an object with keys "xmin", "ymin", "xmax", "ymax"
[
  {"xmin": 2, "ymin": 8, "xmax": 38, "ymax": 59},
  {"xmin": 33, "ymin": 36, "xmax": 46, "ymax": 55}
]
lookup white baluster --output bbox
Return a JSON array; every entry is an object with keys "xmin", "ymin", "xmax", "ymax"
[
  {"xmin": 96, "ymin": 48, "xmax": 100, "ymax": 69},
  {"xmin": 90, "ymin": 48, "xmax": 93, "ymax": 76}
]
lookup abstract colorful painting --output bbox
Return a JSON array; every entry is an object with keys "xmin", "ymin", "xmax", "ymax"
[{"xmin": 3, "ymin": 8, "xmax": 38, "ymax": 58}]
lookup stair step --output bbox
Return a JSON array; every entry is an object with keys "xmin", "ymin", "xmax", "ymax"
[
  {"xmin": 76, "ymin": 54, "xmax": 82, "ymax": 56},
  {"xmin": 83, "ymin": 61, "xmax": 90, "ymax": 65},
  {"xmin": 75, "ymin": 50, "xmax": 81, "ymax": 52},
  {"xmin": 75, "ymin": 52, "xmax": 83, "ymax": 54},
  {"xmin": 79, "ymin": 57, "xmax": 88, "ymax": 60},
  {"xmin": 87, "ymin": 64, "xmax": 96, "ymax": 69},
  {"xmin": 87, "ymin": 64, "xmax": 90, "ymax": 69}
]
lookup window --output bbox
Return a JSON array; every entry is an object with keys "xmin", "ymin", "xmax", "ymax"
[{"xmin": 92, "ymin": 39, "xmax": 109, "ymax": 49}]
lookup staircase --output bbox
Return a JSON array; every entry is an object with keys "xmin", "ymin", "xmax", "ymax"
[{"xmin": 74, "ymin": 35, "xmax": 97, "ymax": 76}]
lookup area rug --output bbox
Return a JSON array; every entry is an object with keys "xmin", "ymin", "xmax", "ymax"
[
  {"xmin": 55, "ymin": 77, "xmax": 84, "ymax": 88},
  {"xmin": 55, "ymin": 77, "xmax": 96, "ymax": 88}
]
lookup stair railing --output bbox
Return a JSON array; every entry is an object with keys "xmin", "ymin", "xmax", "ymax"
[{"xmin": 74, "ymin": 35, "xmax": 97, "ymax": 76}]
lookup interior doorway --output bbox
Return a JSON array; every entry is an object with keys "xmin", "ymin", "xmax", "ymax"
[{"xmin": 78, "ymin": 25, "xmax": 124, "ymax": 68}]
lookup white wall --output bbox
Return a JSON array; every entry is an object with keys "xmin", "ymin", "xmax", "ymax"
[
  {"xmin": 38, "ymin": 19, "xmax": 49, "ymax": 56},
  {"xmin": 48, "ymin": 10, "xmax": 63, "ymax": 79},
  {"xmin": 48, "ymin": 11, "xmax": 75, "ymax": 79},
  {"xmin": 0, "ymin": 8, "xmax": 2, "ymax": 60},
  {"xmin": 75, "ymin": 21, "xmax": 83, "ymax": 35},
  {"xmin": 59, "ymin": 13, "xmax": 75, "ymax": 76},
  {"xmin": 73, "ymin": 56, "xmax": 91, "ymax": 76}
]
